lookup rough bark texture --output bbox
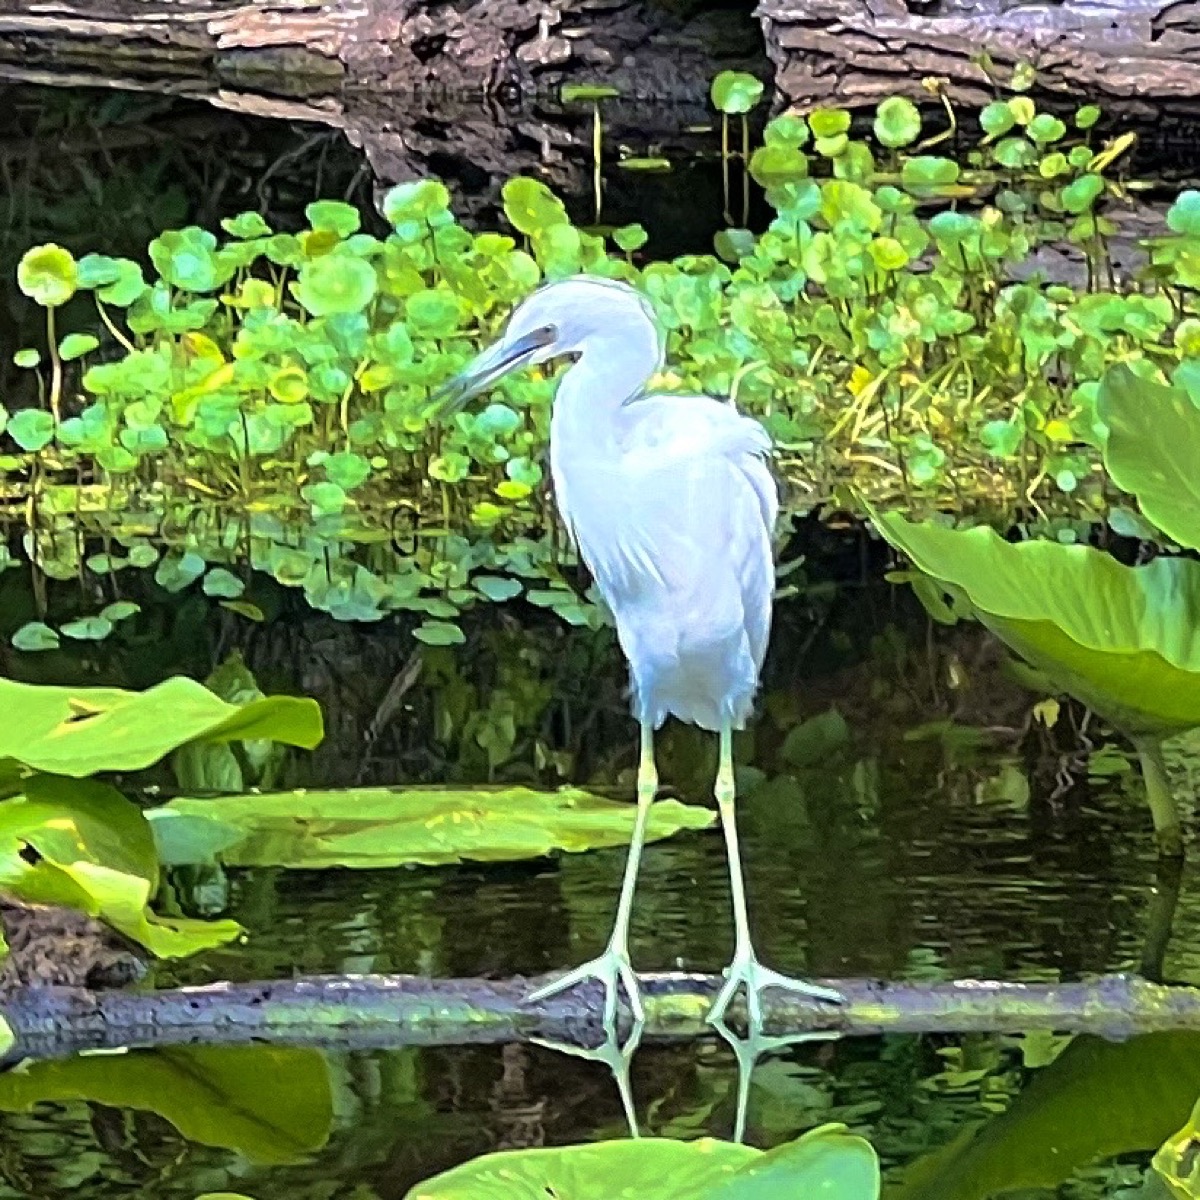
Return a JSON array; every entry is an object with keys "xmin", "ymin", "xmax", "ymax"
[
  {"xmin": 0, "ymin": 899, "xmax": 147, "ymax": 995},
  {"xmin": 5, "ymin": 971, "xmax": 1199, "ymax": 1061},
  {"xmin": 0, "ymin": 0, "xmax": 764, "ymax": 103},
  {"xmin": 760, "ymin": 0, "xmax": 1200, "ymax": 116}
]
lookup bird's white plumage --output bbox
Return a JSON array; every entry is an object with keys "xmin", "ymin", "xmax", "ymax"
[{"xmin": 499, "ymin": 277, "xmax": 779, "ymax": 733}]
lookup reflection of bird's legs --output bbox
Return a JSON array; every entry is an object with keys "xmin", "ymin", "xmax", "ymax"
[
  {"xmin": 707, "ymin": 723, "xmax": 844, "ymax": 1032},
  {"xmin": 712, "ymin": 1021, "xmax": 839, "ymax": 1143},
  {"xmin": 532, "ymin": 1018, "xmax": 645, "ymax": 1138},
  {"xmin": 530, "ymin": 722, "xmax": 656, "ymax": 1028}
]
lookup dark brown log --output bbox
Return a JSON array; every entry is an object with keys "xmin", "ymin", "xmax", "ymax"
[
  {"xmin": 0, "ymin": 0, "xmax": 764, "ymax": 104},
  {"xmin": 759, "ymin": 0, "xmax": 1200, "ymax": 117},
  {"xmin": 5, "ymin": 971, "xmax": 1200, "ymax": 1062}
]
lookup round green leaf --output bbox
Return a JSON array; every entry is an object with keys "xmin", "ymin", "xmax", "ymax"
[
  {"xmin": 980, "ymin": 101, "xmax": 1016, "ymax": 137},
  {"xmin": 17, "ymin": 243, "xmax": 78, "ymax": 307},
  {"xmin": 149, "ymin": 227, "xmax": 223, "ymax": 293},
  {"xmin": 7, "ymin": 409, "xmax": 55, "ymax": 452},
  {"xmin": 305, "ymin": 200, "xmax": 361, "ymax": 238},
  {"xmin": 100, "ymin": 601, "xmax": 141, "ymax": 623},
  {"xmin": 11, "ymin": 622, "xmax": 60, "ymax": 652},
  {"xmin": 13, "ymin": 349, "xmax": 40, "ymax": 370},
  {"xmin": 413, "ymin": 621, "xmax": 466, "ymax": 646},
  {"xmin": 405, "ymin": 289, "xmax": 462, "ymax": 338},
  {"xmin": 502, "ymin": 178, "xmax": 569, "ymax": 236},
  {"xmin": 203, "ymin": 568, "xmax": 246, "ymax": 599},
  {"xmin": 613, "ymin": 223, "xmax": 648, "ymax": 252},
  {"xmin": 900, "ymin": 156, "xmax": 961, "ymax": 189},
  {"xmin": 1075, "ymin": 104, "xmax": 1102, "ymax": 129},
  {"xmin": 292, "ymin": 255, "xmax": 378, "ymax": 317},
  {"xmin": 222, "ymin": 211, "xmax": 272, "ymax": 238},
  {"xmin": 873, "ymin": 96, "xmax": 922, "ymax": 148},
  {"xmin": 867, "ymin": 237, "xmax": 909, "ymax": 271},
  {"xmin": 380, "ymin": 180, "xmax": 451, "ymax": 226},
  {"xmin": 1062, "ymin": 174, "xmax": 1104, "ymax": 214},
  {"xmin": 61, "ymin": 616, "xmax": 114, "ymax": 641},
  {"xmin": 1028, "ymin": 113, "xmax": 1067, "ymax": 144},
  {"xmin": 1168, "ymin": 190, "xmax": 1200, "ymax": 237},
  {"xmin": 710, "ymin": 70, "xmax": 764, "ymax": 115},
  {"xmin": 58, "ymin": 333, "xmax": 99, "ymax": 361},
  {"xmin": 809, "ymin": 108, "xmax": 851, "ymax": 138}
]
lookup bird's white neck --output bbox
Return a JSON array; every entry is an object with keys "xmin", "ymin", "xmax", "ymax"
[{"xmin": 549, "ymin": 331, "xmax": 661, "ymax": 456}]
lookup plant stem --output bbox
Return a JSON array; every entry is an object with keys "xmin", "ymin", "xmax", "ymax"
[
  {"xmin": 45, "ymin": 307, "xmax": 61, "ymax": 424},
  {"xmin": 592, "ymin": 102, "xmax": 603, "ymax": 224},
  {"xmin": 1134, "ymin": 735, "xmax": 1184, "ymax": 858},
  {"xmin": 721, "ymin": 115, "xmax": 732, "ymax": 225}
]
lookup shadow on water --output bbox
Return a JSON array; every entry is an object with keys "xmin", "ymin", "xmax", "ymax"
[{"xmin": 4, "ymin": 77, "xmax": 1200, "ymax": 1200}]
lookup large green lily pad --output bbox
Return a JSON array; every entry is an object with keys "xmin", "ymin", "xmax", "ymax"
[
  {"xmin": 0, "ymin": 1045, "xmax": 331, "ymax": 1165},
  {"xmin": 1, "ymin": 773, "xmax": 240, "ymax": 957},
  {"xmin": 871, "ymin": 509, "xmax": 1200, "ymax": 735},
  {"xmin": 0, "ymin": 675, "xmax": 323, "ymax": 777},
  {"xmin": 1100, "ymin": 365, "xmax": 1200, "ymax": 552},
  {"xmin": 149, "ymin": 786, "xmax": 716, "ymax": 869},
  {"xmin": 407, "ymin": 1123, "xmax": 878, "ymax": 1199}
]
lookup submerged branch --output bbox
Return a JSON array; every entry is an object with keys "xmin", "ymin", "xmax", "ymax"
[{"xmin": 5, "ymin": 972, "xmax": 1200, "ymax": 1060}]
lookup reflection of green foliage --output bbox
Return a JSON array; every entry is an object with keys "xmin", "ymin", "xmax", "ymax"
[
  {"xmin": 0, "ymin": 1045, "xmax": 332, "ymax": 1165},
  {"xmin": 871, "ymin": 507, "xmax": 1200, "ymax": 850},
  {"xmin": 895, "ymin": 1033, "xmax": 1200, "ymax": 1200},
  {"xmin": 408, "ymin": 1122, "xmax": 878, "ymax": 1199},
  {"xmin": 148, "ymin": 785, "xmax": 713, "ymax": 869},
  {"xmin": 0, "ymin": 86, "xmax": 1171, "ymax": 649}
]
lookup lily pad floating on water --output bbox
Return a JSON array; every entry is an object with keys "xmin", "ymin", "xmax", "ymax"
[
  {"xmin": 148, "ymin": 786, "xmax": 715, "ymax": 870},
  {"xmin": 870, "ymin": 507, "xmax": 1200, "ymax": 854},
  {"xmin": 0, "ymin": 675, "xmax": 323, "ymax": 778},
  {"xmin": 407, "ymin": 1122, "xmax": 879, "ymax": 1200}
]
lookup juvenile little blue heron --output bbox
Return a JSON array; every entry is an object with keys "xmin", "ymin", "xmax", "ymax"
[{"xmin": 435, "ymin": 275, "xmax": 842, "ymax": 1033}]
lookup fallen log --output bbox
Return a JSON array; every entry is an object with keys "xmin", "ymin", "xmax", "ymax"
[
  {"xmin": 759, "ymin": 0, "xmax": 1200, "ymax": 117},
  {"xmin": 6, "ymin": 972, "xmax": 1200, "ymax": 1061}
]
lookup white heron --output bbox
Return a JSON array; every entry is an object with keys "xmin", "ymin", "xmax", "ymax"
[{"xmin": 434, "ymin": 275, "xmax": 843, "ymax": 1033}]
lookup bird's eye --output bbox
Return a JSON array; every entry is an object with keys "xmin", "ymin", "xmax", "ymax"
[{"xmin": 537, "ymin": 323, "xmax": 557, "ymax": 343}]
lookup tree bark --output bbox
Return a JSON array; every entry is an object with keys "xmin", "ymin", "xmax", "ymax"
[
  {"xmin": 0, "ymin": 0, "xmax": 764, "ymax": 104},
  {"xmin": 759, "ymin": 0, "xmax": 1200, "ymax": 117},
  {"xmin": 6, "ymin": 971, "xmax": 1200, "ymax": 1061}
]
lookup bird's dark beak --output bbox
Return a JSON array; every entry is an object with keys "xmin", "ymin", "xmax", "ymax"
[{"xmin": 427, "ymin": 326, "xmax": 557, "ymax": 418}]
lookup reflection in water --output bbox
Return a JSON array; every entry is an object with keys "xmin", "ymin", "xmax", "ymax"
[{"xmin": 0, "ymin": 728, "xmax": 1179, "ymax": 1198}]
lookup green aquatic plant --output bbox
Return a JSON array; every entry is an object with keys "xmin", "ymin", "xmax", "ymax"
[
  {"xmin": 870, "ymin": 508, "xmax": 1200, "ymax": 854},
  {"xmin": 0, "ymin": 674, "xmax": 322, "ymax": 957},
  {"xmin": 406, "ymin": 1121, "xmax": 879, "ymax": 1199},
  {"xmin": 147, "ymin": 785, "xmax": 714, "ymax": 869},
  {"xmin": 2, "ymin": 87, "xmax": 1188, "ymax": 648}
]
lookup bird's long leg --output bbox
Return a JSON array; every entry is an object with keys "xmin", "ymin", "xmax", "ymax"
[
  {"xmin": 706, "ymin": 722, "xmax": 843, "ymax": 1032},
  {"xmin": 529, "ymin": 722, "xmax": 657, "ymax": 1028}
]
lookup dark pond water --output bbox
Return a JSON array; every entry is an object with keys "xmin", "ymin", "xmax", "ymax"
[{"xmin": 4, "ymin": 78, "xmax": 1200, "ymax": 1200}]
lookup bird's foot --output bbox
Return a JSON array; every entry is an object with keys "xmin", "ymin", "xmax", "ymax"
[
  {"xmin": 706, "ymin": 950, "xmax": 843, "ymax": 1032},
  {"xmin": 528, "ymin": 943, "xmax": 644, "ymax": 1028}
]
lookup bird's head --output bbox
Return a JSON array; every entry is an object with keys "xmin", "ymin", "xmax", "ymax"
[{"xmin": 430, "ymin": 276, "xmax": 661, "ymax": 416}]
